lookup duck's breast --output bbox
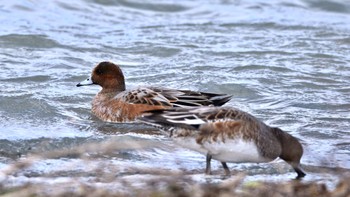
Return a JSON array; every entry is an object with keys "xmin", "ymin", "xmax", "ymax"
[{"xmin": 203, "ymin": 138, "xmax": 272, "ymax": 163}]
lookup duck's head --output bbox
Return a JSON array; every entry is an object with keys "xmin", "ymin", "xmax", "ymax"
[{"xmin": 77, "ymin": 61, "xmax": 126, "ymax": 91}]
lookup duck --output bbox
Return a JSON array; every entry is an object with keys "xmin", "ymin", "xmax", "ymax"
[
  {"xmin": 77, "ymin": 61, "xmax": 232, "ymax": 122},
  {"xmin": 138, "ymin": 106, "xmax": 306, "ymax": 179}
]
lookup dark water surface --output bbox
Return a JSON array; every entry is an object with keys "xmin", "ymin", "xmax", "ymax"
[{"xmin": 1, "ymin": 0, "xmax": 350, "ymax": 192}]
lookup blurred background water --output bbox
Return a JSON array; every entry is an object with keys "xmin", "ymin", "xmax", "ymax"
[{"xmin": 0, "ymin": 0, "xmax": 350, "ymax": 192}]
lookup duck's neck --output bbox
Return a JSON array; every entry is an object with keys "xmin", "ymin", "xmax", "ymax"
[
  {"xmin": 100, "ymin": 82, "xmax": 125, "ymax": 93},
  {"xmin": 271, "ymin": 127, "xmax": 303, "ymax": 164},
  {"xmin": 100, "ymin": 78, "xmax": 126, "ymax": 93},
  {"xmin": 97, "ymin": 88, "xmax": 123, "ymax": 101}
]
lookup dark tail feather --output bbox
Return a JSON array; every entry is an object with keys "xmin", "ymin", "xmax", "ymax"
[
  {"xmin": 138, "ymin": 109, "xmax": 169, "ymax": 126},
  {"xmin": 191, "ymin": 92, "xmax": 232, "ymax": 106},
  {"xmin": 209, "ymin": 94, "xmax": 232, "ymax": 106}
]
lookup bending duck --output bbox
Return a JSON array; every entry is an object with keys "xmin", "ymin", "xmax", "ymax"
[{"xmin": 139, "ymin": 106, "xmax": 306, "ymax": 179}]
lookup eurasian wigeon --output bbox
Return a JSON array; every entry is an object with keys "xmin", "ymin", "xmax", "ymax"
[
  {"xmin": 77, "ymin": 61, "xmax": 232, "ymax": 122},
  {"xmin": 139, "ymin": 106, "xmax": 306, "ymax": 179}
]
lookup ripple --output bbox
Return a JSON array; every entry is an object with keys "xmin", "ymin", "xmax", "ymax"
[
  {"xmin": 120, "ymin": 0, "xmax": 190, "ymax": 12},
  {"xmin": 233, "ymin": 64, "xmax": 295, "ymax": 73},
  {"xmin": 304, "ymin": 0, "xmax": 350, "ymax": 13},
  {"xmin": 87, "ymin": 0, "xmax": 190, "ymax": 12},
  {"xmin": 0, "ymin": 34, "xmax": 61, "ymax": 48},
  {"xmin": 2, "ymin": 75, "xmax": 51, "ymax": 83}
]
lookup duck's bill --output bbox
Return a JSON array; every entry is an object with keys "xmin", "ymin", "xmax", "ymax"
[{"xmin": 76, "ymin": 76, "xmax": 94, "ymax": 87}]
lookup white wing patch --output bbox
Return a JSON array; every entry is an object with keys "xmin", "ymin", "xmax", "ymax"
[
  {"xmin": 164, "ymin": 113, "xmax": 206, "ymax": 125},
  {"xmin": 167, "ymin": 117, "xmax": 206, "ymax": 125}
]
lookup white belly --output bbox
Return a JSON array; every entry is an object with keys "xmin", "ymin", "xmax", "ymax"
[{"xmin": 202, "ymin": 139, "xmax": 271, "ymax": 163}]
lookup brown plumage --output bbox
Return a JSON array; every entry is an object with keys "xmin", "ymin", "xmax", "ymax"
[
  {"xmin": 139, "ymin": 106, "xmax": 306, "ymax": 179},
  {"xmin": 77, "ymin": 61, "xmax": 232, "ymax": 122}
]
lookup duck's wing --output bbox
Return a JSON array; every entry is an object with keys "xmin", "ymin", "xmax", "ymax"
[
  {"xmin": 138, "ymin": 106, "xmax": 243, "ymax": 127},
  {"xmin": 116, "ymin": 87, "xmax": 173, "ymax": 107},
  {"xmin": 117, "ymin": 87, "xmax": 232, "ymax": 108},
  {"xmin": 149, "ymin": 87, "xmax": 232, "ymax": 107},
  {"xmin": 138, "ymin": 106, "xmax": 261, "ymax": 142}
]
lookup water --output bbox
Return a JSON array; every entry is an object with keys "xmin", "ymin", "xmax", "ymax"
[{"xmin": 1, "ymin": 0, "xmax": 350, "ymax": 193}]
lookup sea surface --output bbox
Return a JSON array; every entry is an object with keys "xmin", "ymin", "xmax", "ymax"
[{"xmin": 0, "ymin": 0, "xmax": 350, "ymax": 193}]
